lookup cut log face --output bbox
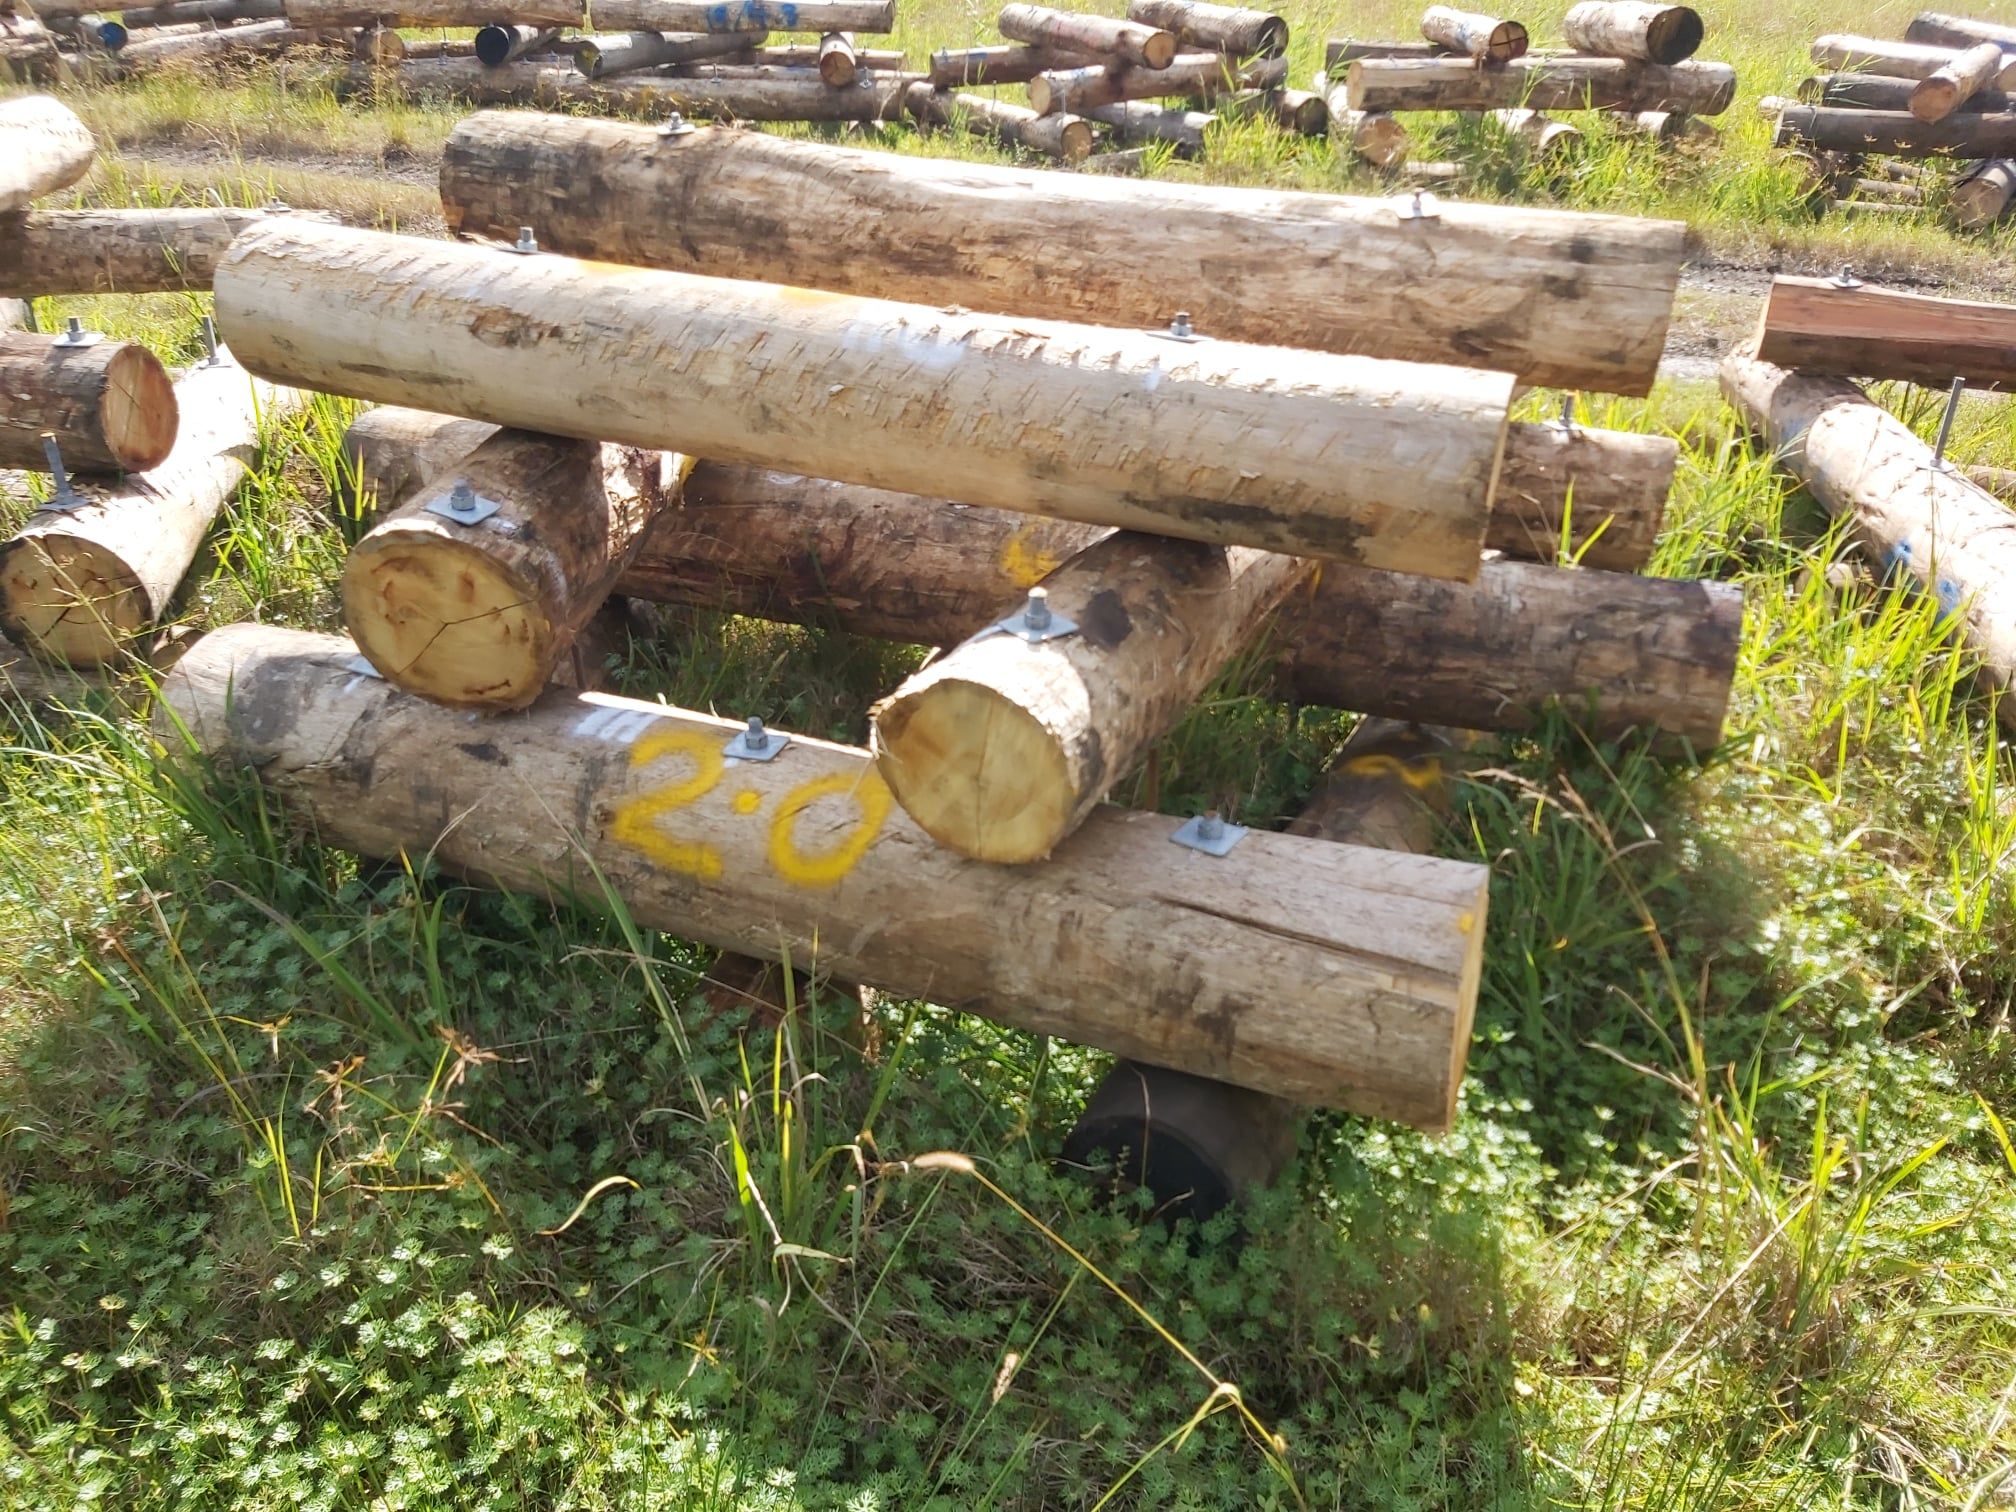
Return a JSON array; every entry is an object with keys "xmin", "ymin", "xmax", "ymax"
[
  {"xmin": 216, "ymin": 219, "xmax": 1513, "ymax": 575},
  {"xmin": 871, "ymin": 535, "xmax": 1313, "ymax": 862},
  {"xmin": 0, "ymin": 329, "xmax": 179, "ymax": 472},
  {"xmin": 1774, "ymin": 103, "xmax": 2016, "ymax": 158},
  {"xmin": 342, "ymin": 430, "xmax": 686, "ymax": 710},
  {"xmin": 1124, "ymin": 0, "xmax": 1286, "ymax": 60},
  {"xmin": 1813, "ymin": 33, "xmax": 2016, "ymax": 90},
  {"xmin": 159, "ymin": 622, "xmax": 1493, "ymax": 1123},
  {"xmin": 589, "ymin": 0, "xmax": 894, "ymax": 30},
  {"xmin": 999, "ymin": 3, "xmax": 1176, "ymax": 69},
  {"xmin": 1755, "ymin": 275, "xmax": 2016, "ymax": 387},
  {"xmin": 438, "ymin": 111, "xmax": 1688, "ymax": 394},
  {"xmin": 1322, "ymin": 91, "xmax": 1411, "ymax": 164},
  {"xmin": 907, "ymin": 85, "xmax": 1095, "ymax": 161},
  {"xmin": 0, "ymin": 358, "xmax": 302, "ymax": 665},
  {"xmin": 0, "ymin": 94, "xmax": 96, "ymax": 212},
  {"xmin": 1952, "ymin": 158, "xmax": 2016, "ymax": 227},
  {"xmin": 1911, "ymin": 41, "xmax": 2005, "ymax": 121},
  {"xmin": 1347, "ymin": 54, "xmax": 1736, "ymax": 115},
  {"xmin": 1561, "ymin": 1, "xmax": 1703, "ymax": 65},
  {"xmin": 1722, "ymin": 348, "xmax": 2016, "ymax": 730},
  {"xmin": 816, "ymin": 29, "xmax": 854, "ymax": 84},
  {"xmin": 1420, "ymin": 6, "xmax": 1526, "ymax": 63}
]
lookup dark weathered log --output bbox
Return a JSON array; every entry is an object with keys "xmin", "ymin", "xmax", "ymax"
[
  {"xmin": 217, "ymin": 220, "xmax": 1513, "ymax": 575},
  {"xmin": 570, "ymin": 28, "xmax": 753, "ymax": 76},
  {"xmin": 1812, "ymin": 33, "xmax": 2016, "ymax": 89},
  {"xmin": 589, "ymin": 0, "xmax": 894, "ymax": 30},
  {"xmin": 1904, "ymin": 12, "xmax": 2016, "ymax": 52},
  {"xmin": 117, "ymin": 0, "xmax": 285, "ymax": 25},
  {"xmin": 1216, "ymin": 85, "xmax": 1328, "ymax": 135},
  {"xmin": 1124, "ymin": 0, "xmax": 1284, "ymax": 59},
  {"xmin": 1723, "ymin": 348, "xmax": 2016, "ymax": 731},
  {"xmin": 439, "ymin": 111, "xmax": 1687, "ymax": 394},
  {"xmin": 1421, "ymin": 5, "xmax": 1525, "ymax": 63},
  {"xmin": 1028, "ymin": 50, "xmax": 1279, "ymax": 114},
  {"xmin": 1953, "ymin": 158, "xmax": 2016, "ymax": 226},
  {"xmin": 1321, "ymin": 89, "xmax": 1411, "ymax": 163},
  {"xmin": 0, "ymin": 205, "xmax": 326, "ymax": 296},
  {"xmin": 1347, "ymin": 54, "xmax": 1736, "ymax": 114},
  {"xmin": 1775, "ymin": 103, "xmax": 2016, "ymax": 158},
  {"xmin": 0, "ymin": 329, "xmax": 178, "ymax": 472},
  {"xmin": 1561, "ymin": 1, "xmax": 1702, "ymax": 65},
  {"xmin": 905, "ymin": 84, "xmax": 1095, "ymax": 161},
  {"xmin": 1799, "ymin": 72, "xmax": 2012, "ymax": 115},
  {"xmin": 281, "ymin": 0, "xmax": 580, "ymax": 24},
  {"xmin": 161, "ymin": 621, "xmax": 1493, "ymax": 1122},
  {"xmin": 473, "ymin": 22, "xmax": 558, "ymax": 64},
  {"xmin": 1755, "ymin": 275, "xmax": 2016, "ymax": 387},
  {"xmin": 1083, "ymin": 99, "xmax": 1213, "ymax": 152},
  {"xmin": 926, "ymin": 42, "xmax": 1094, "ymax": 86},
  {"xmin": 1000, "ymin": 3, "xmax": 1175, "ymax": 69},
  {"xmin": 0, "ymin": 95, "xmax": 94, "ymax": 212},
  {"xmin": 1912, "ymin": 41, "xmax": 2005, "ymax": 121}
]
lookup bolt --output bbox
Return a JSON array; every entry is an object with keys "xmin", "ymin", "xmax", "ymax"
[
  {"xmin": 665, "ymin": 111, "xmax": 686, "ymax": 131},
  {"xmin": 447, "ymin": 480, "xmax": 479, "ymax": 516},
  {"xmin": 200, "ymin": 316, "xmax": 219, "ymax": 362},
  {"xmin": 1930, "ymin": 376, "xmax": 1965, "ymax": 470},
  {"xmin": 514, "ymin": 226, "xmax": 538, "ymax": 254},
  {"xmin": 1560, "ymin": 393, "xmax": 1576, "ymax": 431},
  {"xmin": 1196, "ymin": 810, "xmax": 1223, "ymax": 842},
  {"xmin": 1413, "ymin": 189, "xmax": 1425, "ymax": 215},
  {"xmin": 1831, "ymin": 263, "xmax": 1859, "ymax": 288},
  {"xmin": 1023, "ymin": 587, "xmax": 1052, "ymax": 632},
  {"xmin": 41, "ymin": 433, "xmax": 72, "ymax": 503},
  {"xmin": 744, "ymin": 715, "xmax": 769, "ymax": 752},
  {"xmin": 1168, "ymin": 311, "xmax": 1194, "ymax": 340},
  {"xmin": 263, "ymin": 197, "xmax": 291, "ymax": 213},
  {"xmin": 65, "ymin": 316, "xmax": 82, "ymax": 339}
]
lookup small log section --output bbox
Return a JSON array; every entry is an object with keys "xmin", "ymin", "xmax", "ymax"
[
  {"xmin": 588, "ymin": 0, "xmax": 895, "ymax": 30},
  {"xmin": 438, "ymin": 111, "xmax": 1688, "ymax": 394},
  {"xmin": 0, "ymin": 206, "xmax": 327, "ymax": 296},
  {"xmin": 474, "ymin": 23, "xmax": 559, "ymax": 65},
  {"xmin": 571, "ymin": 29, "xmax": 757, "ymax": 77},
  {"xmin": 1724, "ymin": 349, "xmax": 2016, "ymax": 728},
  {"xmin": 927, "ymin": 43, "xmax": 1091, "ymax": 86},
  {"xmin": 346, "ymin": 408, "xmax": 1738, "ymax": 750},
  {"xmin": 0, "ymin": 95, "xmax": 96, "ymax": 213},
  {"xmin": 343, "ymin": 430, "xmax": 686, "ymax": 711},
  {"xmin": 1083, "ymin": 100, "xmax": 1214, "ymax": 152},
  {"xmin": 1495, "ymin": 107, "xmax": 1581, "ymax": 158},
  {"xmin": 871, "ymin": 536, "xmax": 1313, "ymax": 863},
  {"xmin": 0, "ymin": 330, "xmax": 179, "ymax": 473},
  {"xmin": 816, "ymin": 30, "xmax": 854, "ymax": 84},
  {"xmin": 1953, "ymin": 158, "xmax": 2016, "ymax": 227},
  {"xmin": 1323, "ymin": 92, "xmax": 1412, "ymax": 165},
  {"xmin": 281, "ymin": 0, "xmax": 582, "ymax": 25},
  {"xmin": 1755, "ymin": 276, "xmax": 2016, "ymax": 388},
  {"xmin": 215, "ymin": 220, "xmax": 1513, "ymax": 575},
  {"xmin": 1421, "ymin": 6, "xmax": 1527, "ymax": 63},
  {"xmin": 0, "ymin": 359, "xmax": 304, "ymax": 665},
  {"xmin": 1911, "ymin": 41, "xmax": 2005, "ymax": 121},
  {"xmin": 1812, "ymin": 33, "xmax": 2016, "ymax": 88},
  {"xmin": 1124, "ymin": 0, "xmax": 1285, "ymax": 59},
  {"xmin": 1773, "ymin": 103, "xmax": 2016, "ymax": 157},
  {"xmin": 160, "ymin": 622, "xmax": 1493, "ymax": 1122},
  {"xmin": 1905, "ymin": 12, "xmax": 2016, "ymax": 52},
  {"xmin": 1028, "ymin": 52, "xmax": 1273, "ymax": 114},
  {"xmin": 905, "ymin": 85, "xmax": 1095, "ymax": 161},
  {"xmin": 1561, "ymin": 1, "xmax": 1703, "ymax": 65},
  {"xmin": 1347, "ymin": 55, "xmax": 1736, "ymax": 115},
  {"xmin": 999, "ymin": 3, "xmax": 1175, "ymax": 69}
]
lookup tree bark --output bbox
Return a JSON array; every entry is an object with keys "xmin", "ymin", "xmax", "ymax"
[
  {"xmin": 1755, "ymin": 275, "xmax": 2016, "ymax": 388},
  {"xmin": 116, "ymin": 0, "xmax": 285, "ymax": 25},
  {"xmin": 115, "ymin": 19, "xmax": 327, "ymax": 70},
  {"xmin": 438, "ymin": 111, "xmax": 1687, "ymax": 394},
  {"xmin": 1774, "ymin": 103, "xmax": 2016, "ymax": 158},
  {"xmin": 159, "ymin": 621, "xmax": 1493, "ymax": 1123},
  {"xmin": 1492, "ymin": 106, "xmax": 1581, "ymax": 158},
  {"xmin": 473, "ymin": 22, "xmax": 559, "ymax": 64},
  {"xmin": 1420, "ymin": 6, "xmax": 1527, "ymax": 63},
  {"xmin": 361, "ymin": 56, "xmax": 920, "ymax": 116},
  {"xmin": 282, "ymin": 0, "xmax": 581, "ymax": 24},
  {"xmin": 341, "ymin": 408, "xmax": 1735, "ymax": 750},
  {"xmin": 0, "ymin": 359, "xmax": 304, "ymax": 665},
  {"xmin": 1215, "ymin": 85, "xmax": 1326, "ymax": 134},
  {"xmin": 1028, "ymin": 50, "xmax": 1279, "ymax": 114},
  {"xmin": 925, "ymin": 42, "xmax": 1093, "ymax": 86},
  {"xmin": 1799, "ymin": 72, "xmax": 2012, "ymax": 115},
  {"xmin": 816, "ymin": 29, "xmax": 853, "ymax": 83},
  {"xmin": 1904, "ymin": 12, "xmax": 2016, "ymax": 52},
  {"xmin": 1124, "ymin": 0, "xmax": 1284, "ymax": 59},
  {"xmin": 905, "ymin": 84, "xmax": 1095, "ymax": 161},
  {"xmin": 742, "ymin": 41, "xmax": 901, "ymax": 66},
  {"xmin": 1812, "ymin": 33, "xmax": 2016, "ymax": 89},
  {"xmin": 1321, "ymin": 90, "xmax": 1411, "ymax": 163},
  {"xmin": 1347, "ymin": 54, "xmax": 1735, "ymax": 114},
  {"xmin": 1952, "ymin": 158, "xmax": 2016, "ymax": 227},
  {"xmin": 217, "ymin": 219, "xmax": 1512, "ymax": 574},
  {"xmin": 1083, "ymin": 99, "xmax": 1214, "ymax": 152},
  {"xmin": 343, "ymin": 430, "xmax": 686, "ymax": 711},
  {"xmin": 1911, "ymin": 41, "xmax": 2005, "ymax": 121},
  {"xmin": 589, "ymin": 0, "xmax": 893, "ymax": 30},
  {"xmin": 340, "ymin": 406, "xmax": 501, "ymax": 513},
  {"xmin": 871, "ymin": 536, "xmax": 1313, "ymax": 862},
  {"xmin": 1723, "ymin": 348, "xmax": 2016, "ymax": 731},
  {"xmin": 1561, "ymin": 1, "xmax": 1702, "ymax": 65},
  {"xmin": 0, "ymin": 95, "xmax": 94, "ymax": 213},
  {"xmin": 0, "ymin": 330, "xmax": 179, "ymax": 473},
  {"xmin": 999, "ymin": 4, "xmax": 1175, "ymax": 69}
]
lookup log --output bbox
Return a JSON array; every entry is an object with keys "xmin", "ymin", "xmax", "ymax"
[
  {"xmin": 1755, "ymin": 275, "xmax": 2016, "ymax": 388},
  {"xmin": 1621, "ymin": 108, "xmax": 1716, "ymax": 141},
  {"xmin": 905, "ymin": 85, "xmax": 1096, "ymax": 161},
  {"xmin": 339, "ymin": 406, "xmax": 501, "ymax": 514},
  {"xmin": 1848, "ymin": 176, "xmax": 1924, "ymax": 204},
  {"xmin": 1953, "ymin": 158, "xmax": 2016, "ymax": 226},
  {"xmin": 926, "ymin": 43, "xmax": 1092, "ymax": 87},
  {"xmin": 1420, "ymin": 6, "xmax": 1526, "ymax": 64},
  {"xmin": 589, "ymin": 0, "xmax": 894, "ymax": 30},
  {"xmin": 281, "ymin": 0, "xmax": 581, "ymax": 24},
  {"xmin": 474, "ymin": 23, "xmax": 559, "ymax": 64},
  {"xmin": 1812, "ymin": 33, "xmax": 2016, "ymax": 89},
  {"xmin": 161, "ymin": 622, "xmax": 1492, "ymax": 1122},
  {"xmin": 1347, "ymin": 54, "xmax": 1736, "ymax": 115},
  {"xmin": 1905, "ymin": 12, "xmax": 2016, "ymax": 52},
  {"xmin": 0, "ymin": 206, "xmax": 327, "ymax": 297},
  {"xmin": 1493, "ymin": 106, "xmax": 1581, "ymax": 159},
  {"xmin": 594, "ymin": 64, "xmax": 917, "ymax": 117},
  {"xmin": 1774, "ymin": 104, "xmax": 2016, "ymax": 158},
  {"xmin": 1798, "ymin": 72, "xmax": 2015, "ymax": 115},
  {"xmin": 1077, "ymin": 148, "xmax": 1149, "ymax": 173},
  {"xmin": 115, "ymin": 19, "xmax": 327, "ymax": 69},
  {"xmin": 1830, "ymin": 199, "xmax": 1920, "ymax": 218},
  {"xmin": 344, "ymin": 431, "xmax": 686, "ymax": 710},
  {"xmin": 999, "ymin": 4, "xmax": 1175, "ymax": 70},
  {"xmin": 0, "ymin": 329, "xmax": 178, "ymax": 473},
  {"xmin": 1722, "ymin": 349, "xmax": 2016, "ymax": 731},
  {"xmin": 356, "ymin": 23, "xmax": 404, "ymax": 61},
  {"xmin": 1963, "ymin": 463, "xmax": 2016, "ymax": 500},
  {"xmin": 1124, "ymin": 0, "xmax": 1284, "ymax": 60},
  {"xmin": 1083, "ymin": 100, "xmax": 1214, "ymax": 152},
  {"xmin": 116, "ymin": 0, "xmax": 286, "ymax": 25},
  {"xmin": 871, "ymin": 534, "xmax": 1312, "ymax": 861},
  {"xmin": 349, "ymin": 408, "xmax": 1734, "ymax": 748},
  {"xmin": 0, "ymin": 95, "xmax": 94, "ymax": 213},
  {"xmin": 0, "ymin": 14, "xmax": 69, "ymax": 83},
  {"xmin": 1216, "ymin": 85, "xmax": 1328, "ymax": 135},
  {"xmin": 438, "ymin": 111, "xmax": 1686, "ymax": 394},
  {"xmin": 216, "ymin": 220, "xmax": 1512, "ymax": 574},
  {"xmin": 742, "ymin": 42, "xmax": 902, "ymax": 66},
  {"xmin": 0, "ymin": 358, "xmax": 304, "ymax": 665},
  {"xmin": 816, "ymin": 29, "xmax": 853, "ymax": 84},
  {"xmin": 1322, "ymin": 89, "xmax": 1411, "ymax": 164},
  {"xmin": 1912, "ymin": 41, "xmax": 2005, "ymax": 121},
  {"xmin": 1028, "ymin": 51, "xmax": 1280, "ymax": 115},
  {"xmin": 1561, "ymin": 1, "xmax": 1703, "ymax": 65}
]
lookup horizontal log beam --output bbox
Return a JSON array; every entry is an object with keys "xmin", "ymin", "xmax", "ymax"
[
  {"xmin": 438, "ymin": 111, "xmax": 1686, "ymax": 394},
  {"xmin": 570, "ymin": 30, "xmax": 759, "ymax": 78},
  {"xmin": 0, "ymin": 205, "xmax": 326, "ymax": 296},
  {"xmin": 1774, "ymin": 102, "xmax": 2016, "ymax": 157},
  {"xmin": 217, "ymin": 220, "xmax": 1511, "ymax": 574},
  {"xmin": 1755, "ymin": 275, "xmax": 2016, "ymax": 387},
  {"xmin": 281, "ymin": 0, "xmax": 580, "ymax": 24},
  {"xmin": 590, "ymin": 0, "xmax": 895, "ymax": 30},
  {"xmin": 1124, "ymin": 0, "xmax": 1285, "ymax": 59},
  {"xmin": 1346, "ymin": 54, "xmax": 1736, "ymax": 115},
  {"xmin": 1800, "ymin": 71, "xmax": 2011, "ymax": 115},
  {"xmin": 925, "ymin": 42, "xmax": 1094, "ymax": 86},
  {"xmin": 160, "ymin": 622, "xmax": 1492, "ymax": 1123},
  {"xmin": 999, "ymin": 3, "xmax": 1176, "ymax": 70},
  {"xmin": 1904, "ymin": 11, "xmax": 2016, "ymax": 52},
  {"xmin": 1811, "ymin": 32, "xmax": 2016, "ymax": 88},
  {"xmin": 1027, "ymin": 51, "xmax": 1280, "ymax": 114}
]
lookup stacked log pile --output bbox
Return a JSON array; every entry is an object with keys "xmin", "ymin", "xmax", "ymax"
[
  {"xmin": 1775, "ymin": 12, "xmax": 2016, "ymax": 227},
  {"xmin": 11, "ymin": 0, "xmax": 343, "ymax": 79}
]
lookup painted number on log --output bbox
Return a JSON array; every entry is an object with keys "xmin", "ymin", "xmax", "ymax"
[
  {"xmin": 607, "ymin": 723, "xmax": 892, "ymax": 888},
  {"xmin": 707, "ymin": 1, "xmax": 798, "ymax": 24}
]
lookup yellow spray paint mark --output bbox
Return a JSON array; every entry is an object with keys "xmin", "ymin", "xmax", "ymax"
[
  {"xmin": 606, "ymin": 725, "xmax": 727, "ymax": 882},
  {"xmin": 768, "ymin": 768, "xmax": 892, "ymax": 888},
  {"xmin": 732, "ymin": 789, "xmax": 763, "ymax": 816},
  {"xmin": 1336, "ymin": 752, "xmax": 1444, "ymax": 793},
  {"xmin": 999, "ymin": 528, "xmax": 1060, "ymax": 590}
]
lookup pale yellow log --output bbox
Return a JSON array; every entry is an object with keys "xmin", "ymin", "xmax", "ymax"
[{"xmin": 0, "ymin": 95, "xmax": 94, "ymax": 212}]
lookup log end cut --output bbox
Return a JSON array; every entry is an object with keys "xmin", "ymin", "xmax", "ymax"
[
  {"xmin": 1644, "ymin": 6, "xmax": 1703, "ymax": 65},
  {"xmin": 0, "ymin": 532, "xmax": 149, "ymax": 666},
  {"xmin": 98, "ymin": 341, "xmax": 181, "ymax": 471},
  {"xmin": 342, "ymin": 525, "xmax": 556, "ymax": 711}
]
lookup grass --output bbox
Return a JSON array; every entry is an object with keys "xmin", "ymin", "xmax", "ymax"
[{"xmin": 3, "ymin": 0, "xmax": 2016, "ymax": 1505}]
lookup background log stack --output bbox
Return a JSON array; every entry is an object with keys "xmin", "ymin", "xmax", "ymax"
[
  {"xmin": 1777, "ymin": 13, "xmax": 2016, "ymax": 227},
  {"xmin": 19, "ymin": 0, "xmax": 343, "ymax": 78}
]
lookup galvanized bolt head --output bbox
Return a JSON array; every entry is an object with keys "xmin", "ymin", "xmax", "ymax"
[
  {"xmin": 1024, "ymin": 587, "xmax": 1052, "ymax": 631},
  {"xmin": 65, "ymin": 316, "xmax": 82, "ymax": 337},
  {"xmin": 514, "ymin": 226, "xmax": 537, "ymax": 253},
  {"xmin": 1197, "ymin": 809, "xmax": 1223, "ymax": 841},
  {"xmin": 1830, "ymin": 263, "xmax": 1862, "ymax": 289},
  {"xmin": 1168, "ymin": 311, "xmax": 1193, "ymax": 339},
  {"xmin": 200, "ymin": 316, "xmax": 219, "ymax": 358},
  {"xmin": 448, "ymin": 480, "xmax": 479, "ymax": 515},
  {"xmin": 744, "ymin": 715, "xmax": 768, "ymax": 752},
  {"xmin": 1413, "ymin": 189, "xmax": 1425, "ymax": 213}
]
